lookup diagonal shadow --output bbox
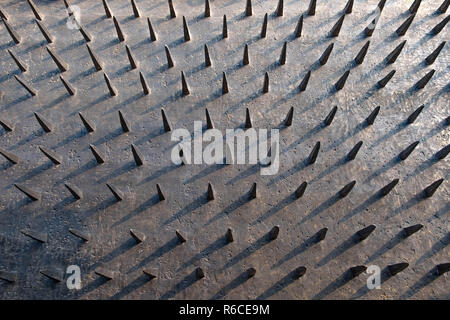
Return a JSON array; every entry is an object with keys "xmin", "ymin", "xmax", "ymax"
[
  {"xmin": 162, "ymin": 195, "xmax": 207, "ymax": 226},
  {"xmin": 178, "ymin": 236, "xmax": 228, "ymax": 271},
  {"xmin": 365, "ymin": 231, "xmax": 405, "ymax": 264},
  {"xmin": 316, "ymin": 234, "xmax": 362, "ymax": 267},
  {"xmin": 210, "ymin": 270, "xmax": 253, "ymax": 300},
  {"xmin": 113, "ymin": 194, "xmax": 160, "ymax": 227},
  {"xmin": 272, "ymin": 232, "xmax": 322, "ymax": 269},
  {"xmin": 160, "ymin": 269, "xmax": 198, "ymax": 300},
  {"xmin": 256, "ymin": 268, "xmax": 304, "ymax": 300},
  {"xmin": 312, "ymin": 269, "xmax": 355, "ymax": 300},
  {"xmin": 251, "ymin": 193, "xmax": 297, "ymax": 226}
]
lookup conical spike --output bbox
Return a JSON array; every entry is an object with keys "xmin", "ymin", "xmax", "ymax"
[
  {"xmin": 0, "ymin": 117, "xmax": 14, "ymax": 132},
  {"xmin": 350, "ymin": 266, "xmax": 367, "ymax": 278},
  {"xmin": 156, "ymin": 184, "xmax": 166, "ymax": 201},
  {"xmin": 0, "ymin": 148, "xmax": 19, "ymax": 164},
  {"xmin": 15, "ymin": 184, "xmax": 40, "ymax": 201},
  {"xmin": 95, "ymin": 267, "xmax": 114, "ymax": 280},
  {"xmin": 2, "ymin": 20, "xmax": 21, "ymax": 44},
  {"xmin": 59, "ymin": 75, "xmax": 76, "ymax": 96},
  {"xmin": 379, "ymin": 179, "xmax": 399, "ymax": 196},
  {"xmin": 130, "ymin": 229, "xmax": 146, "ymax": 243},
  {"xmin": 139, "ymin": 71, "xmax": 150, "ymax": 95},
  {"xmin": 269, "ymin": 226, "xmax": 280, "ymax": 240},
  {"xmin": 39, "ymin": 146, "xmax": 62, "ymax": 165},
  {"xmin": 89, "ymin": 144, "xmax": 105, "ymax": 164},
  {"xmin": 424, "ymin": 179, "xmax": 444, "ymax": 197},
  {"xmin": 165, "ymin": 45, "xmax": 174, "ymax": 68},
  {"xmin": 319, "ymin": 43, "xmax": 334, "ymax": 65},
  {"xmin": 14, "ymin": 75, "xmax": 37, "ymax": 96},
  {"xmin": 86, "ymin": 44, "xmax": 103, "ymax": 71},
  {"xmin": 8, "ymin": 49, "xmax": 27, "ymax": 72},
  {"xmin": 34, "ymin": 112, "xmax": 52, "ymax": 132},
  {"xmin": 437, "ymin": 263, "xmax": 450, "ymax": 275},
  {"xmin": 344, "ymin": 0, "xmax": 354, "ymax": 14},
  {"xmin": 425, "ymin": 41, "xmax": 446, "ymax": 65},
  {"xmin": 409, "ymin": 0, "xmax": 422, "ymax": 14},
  {"xmin": 69, "ymin": 228, "xmax": 90, "ymax": 241},
  {"xmin": 339, "ymin": 181, "xmax": 356, "ymax": 198},
  {"xmin": 205, "ymin": 0, "xmax": 211, "ymax": 17},
  {"xmin": 113, "ymin": 16, "xmax": 125, "ymax": 42},
  {"xmin": 222, "ymin": 72, "xmax": 229, "ymax": 94},
  {"xmin": 378, "ymin": 0, "xmax": 387, "ymax": 12},
  {"xmin": 276, "ymin": 0, "xmax": 284, "ymax": 17},
  {"xmin": 131, "ymin": 0, "xmax": 141, "ymax": 18},
  {"xmin": 107, "ymin": 183, "xmax": 124, "ymax": 201},
  {"xmin": 143, "ymin": 269, "xmax": 157, "ymax": 280},
  {"xmin": 386, "ymin": 40, "xmax": 407, "ymax": 64},
  {"xmin": 0, "ymin": 8, "xmax": 10, "ymax": 21},
  {"xmin": 377, "ymin": 70, "xmax": 396, "ymax": 88},
  {"xmin": 388, "ymin": 262, "xmax": 409, "ymax": 276},
  {"xmin": 249, "ymin": 182, "xmax": 257, "ymax": 199},
  {"xmin": 40, "ymin": 269, "xmax": 63, "ymax": 282},
  {"xmin": 102, "ymin": 0, "xmax": 113, "ymax": 18},
  {"xmin": 279, "ymin": 42, "xmax": 287, "ymax": 65},
  {"xmin": 335, "ymin": 70, "xmax": 350, "ymax": 91},
  {"xmin": 316, "ymin": 227, "xmax": 328, "ymax": 241},
  {"xmin": 118, "ymin": 110, "xmax": 130, "ymax": 133},
  {"xmin": 204, "ymin": 44, "xmax": 212, "ymax": 67},
  {"xmin": 294, "ymin": 15, "xmax": 303, "ymax": 38},
  {"xmin": 403, "ymin": 224, "xmax": 423, "ymax": 237},
  {"xmin": 65, "ymin": 183, "xmax": 83, "ymax": 200},
  {"xmin": 330, "ymin": 14, "xmax": 345, "ymax": 37},
  {"xmin": 79, "ymin": 25, "xmax": 93, "ymax": 42},
  {"xmin": 415, "ymin": 69, "xmax": 435, "ymax": 89},
  {"xmin": 245, "ymin": 108, "xmax": 252, "ymax": 128},
  {"xmin": 176, "ymin": 230, "xmax": 186, "ymax": 243},
  {"xmin": 364, "ymin": 19, "xmax": 377, "ymax": 37},
  {"xmin": 347, "ymin": 141, "xmax": 363, "ymax": 161},
  {"xmin": 79, "ymin": 112, "xmax": 95, "ymax": 133},
  {"xmin": 263, "ymin": 72, "xmax": 270, "ymax": 93},
  {"xmin": 161, "ymin": 108, "xmax": 172, "ymax": 132},
  {"xmin": 436, "ymin": 144, "xmax": 450, "ymax": 160},
  {"xmin": 307, "ymin": 0, "xmax": 316, "ymax": 16},
  {"xmin": 324, "ymin": 106, "xmax": 338, "ymax": 126},
  {"xmin": 147, "ymin": 17, "xmax": 157, "ymax": 41},
  {"xmin": 47, "ymin": 46, "xmax": 68, "ymax": 72},
  {"xmin": 295, "ymin": 182, "xmax": 308, "ymax": 199},
  {"xmin": 168, "ymin": 0, "xmax": 176, "ymax": 18},
  {"xmin": 182, "ymin": 16, "xmax": 191, "ymax": 42},
  {"xmin": 431, "ymin": 15, "xmax": 449, "ymax": 35},
  {"xmin": 245, "ymin": 0, "xmax": 252, "ymax": 16},
  {"xmin": 181, "ymin": 71, "xmax": 190, "ymax": 96},
  {"xmin": 131, "ymin": 144, "xmax": 144, "ymax": 166},
  {"xmin": 396, "ymin": 13, "xmax": 416, "ymax": 36},
  {"xmin": 366, "ymin": 106, "xmax": 380, "ymax": 125},
  {"xmin": 206, "ymin": 108, "xmax": 214, "ymax": 129},
  {"xmin": 222, "ymin": 15, "xmax": 228, "ymax": 38},
  {"xmin": 196, "ymin": 267, "xmax": 205, "ymax": 279},
  {"xmin": 243, "ymin": 44, "xmax": 250, "ymax": 65},
  {"xmin": 438, "ymin": 0, "xmax": 450, "ymax": 13},
  {"xmin": 399, "ymin": 141, "xmax": 419, "ymax": 160},
  {"xmin": 356, "ymin": 225, "xmax": 376, "ymax": 241},
  {"xmin": 63, "ymin": 0, "xmax": 71, "ymax": 9},
  {"xmin": 247, "ymin": 267, "xmax": 256, "ymax": 278},
  {"xmin": 21, "ymin": 229, "xmax": 46, "ymax": 242},
  {"xmin": 0, "ymin": 270, "xmax": 17, "ymax": 283},
  {"xmin": 125, "ymin": 45, "xmax": 138, "ymax": 69},
  {"xmin": 104, "ymin": 73, "xmax": 117, "ymax": 96},
  {"xmin": 299, "ymin": 70, "xmax": 311, "ymax": 91},
  {"xmin": 284, "ymin": 107, "xmax": 294, "ymax": 127},
  {"xmin": 226, "ymin": 228, "xmax": 234, "ymax": 243},
  {"xmin": 207, "ymin": 182, "xmax": 215, "ymax": 201},
  {"xmin": 308, "ymin": 142, "xmax": 320, "ymax": 164},
  {"xmin": 261, "ymin": 13, "xmax": 268, "ymax": 38},
  {"xmin": 354, "ymin": 41, "xmax": 370, "ymax": 65}
]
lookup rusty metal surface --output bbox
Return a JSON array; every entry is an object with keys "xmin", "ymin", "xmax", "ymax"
[{"xmin": 0, "ymin": 0, "xmax": 449, "ymax": 300}]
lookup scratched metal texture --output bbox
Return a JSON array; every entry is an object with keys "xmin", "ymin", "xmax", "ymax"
[{"xmin": 0, "ymin": 0, "xmax": 448, "ymax": 300}]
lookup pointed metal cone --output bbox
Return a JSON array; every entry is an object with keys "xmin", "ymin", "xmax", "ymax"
[
  {"xmin": 245, "ymin": 108, "xmax": 253, "ymax": 129},
  {"xmin": 225, "ymin": 228, "xmax": 234, "ymax": 243},
  {"xmin": 206, "ymin": 108, "xmax": 214, "ymax": 129},
  {"xmin": 308, "ymin": 142, "xmax": 320, "ymax": 164},
  {"xmin": 386, "ymin": 40, "xmax": 407, "ymax": 64},
  {"xmin": 39, "ymin": 146, "xmax": 62, "ymax": 165},
  {"xmin": 125, "ymin": 45, "xmax": 138, "ymax": 70},
  {"xmin": 0, "ymin": 148, "xmax": 19, "ymax": 164},
  {"xmin": 279, "ymin": 42, "xmax": 287, "ymax": 65},
  {"xmin": 350, "ymin": 266, "xmax": 367, "ymax": 278},
  {"xmin": 95, "ymin": 267, "xmax": 114, "ymax": 280},
  {"xmin": 378, "ymin": 0, "xmax": 387, "ymax": 12},
  {"xmin": 206, "ymin": 182, "xmax": 215, "ymax": 201},
  {"xmin": 118, "ymin": 110, "xmax": 131, "ymax": 133},
  {"xmin": 249, "ymin": 182, "xmax": 258, "ymax": 200},
  {"xmin": 60, "ymin": 75, "xmax": 76, "ymax": 96},
  {"xmin": 437, "ymin": 263, "xmax": 450, "ymax": 275},
  {"xmin": 261, "ymin": 13, "xmax": 268, "ymax": 38},
  {"xmin": 347, "ymin": 141, "xmax": 363, "ymax": 161},
  {"xmin": 131, "ymin": 0, "xmax": 141, "ymax": 18},
  {"xmin": 344, "ymin": 0, "xmax": 354, "ymax": 14},
  {"xmin": 299, "ymin": 70, "xmax": 311, "ymax": 92},
  {"xmin": 222, "ymin": 15, "xmax": 228, "ymax": 38},
  {"xmin": 356, "ymin": 224, "xmax": 376, "ymax": 241},
  {"xmin": 34, "ymin": 112, "xmax": 52, "ymax": 132},
  {"xmin": 377, "ymin": 70, "xmax": 396, "ymax": 88},
  {"xmin": 86, "ymin": 44, "xmax": 103, "ymax": 71},
  {"xmin": 222, "ymin": 72, "xmax": 229, "ymax": 95},
  {"xmin": 276, "ymin": 0, "xmax": 284, "ymax": 16},
  {"xmin": 399, "ymin": 141, "xmax": 419, "ymax": 160},
  {"xmin": 143, "ymin": 269, "xmax": 157, "ymax": 280},
  {"xmin": 89, "ymin": 144, "xmax": 105, "ymax": 164},
  {"xmin": 403, "ymin": 224, "xmax": 423, "ymax": 237},
  {"xmin": 431, "ymin": 15, "xmax": 450, "ymax": 35},
  {"xmin": 196, "ymin": 267, "xmax": 205, "ymax": 279},
  {"xmin": 330, "ymin": 14, "xmax": 345, "ymax": 37},
  {"xmin": 181, "ymin": 71, "xmax": 190, "ymax": 96},
  {"xmin": 107, "ymin": 183, "xmax": 124, "ymax": 202},
  {"xmin": 176, "ymin": 230, "xmax": 186, "ymax": 243},
  {"xmin": 436, "ymin": 144, "xmax": 450, "ymax": 160},
  {"xmin": 182, "ymin": 16, "xmax": 191, "ymax": 42},
  {"xmin": 424, "ymin": 179, "xmax": 444, "ymax": 197},
  {"xmin": 294, "ymin": 15, "xmax": 304, "ymax": 38},
  {"xmin": 21, "ymin": 229, "xmax": 46, "ymax": 242},
  {"xmin": 139, "ymin": 71, "xmax": 150, "ymax": 95},
  {"xmin": 161, "ymin": 108, "xmax": 172, "ymax": 132},
  {"xmin": 415, "ymin": 69, "xmax": 435, "ymax": 89},
  {"xmin": 335, "ymin": 70, "xmax": 350, "ymax": 91},
  {"xmin": 283, "ymin": 106, "xmax": 294, "ymax": 127},
  {"xmin": 388, "ymin": 262, "xmax": 409, "ymax": 276},
  {"xmin": 0, "ymin": 8, "xmax": 10, "ymax": 20},
  {"xmin": 379, "ymin": 179, "xmax": 399, "ymax": 196},
  {"xmin": 168, "ymin": 0, "xmax": 176, "ymax": 18},
  {"xmin": 364, "ymin": 19, "xmax": 377, "ymax": 37},
  {"xmin": 65, "ymin": 183, "xmax": 83, "ymax": 200},
  {"xmin": 156, "ymin": 183, "xmax": 166, "ymax": 201},
  {"xmin": 245, "ymin": 0, "xmax": 252, "ymax": 16},
  {"xmin": 307, "ymin": 0, "xmax": 317, "ymax": 16},
  {"xmin": 316, "ymin": 227, "xmax": 328, "ymax": 241},
  {"xmin": 69, "ymin": 228, "xmax": 91, "ymax": 241},
  {"xmin": 247, "ymin": 267, "xmax": 256, "ymax": 278},
  {"xmin": 354, "ymin": 41, "xmax": 370, "ymax": 65},
  {"xmin": 14, "ymin": 75, "xmax": 37, "ymax": 96},
  {"xmin": 438, "ymin": 0, "xmax": 450, "ymax": 13},
  {"xmin": 130, "ymin": 229, "xmax": 146, "ymax": 243},
  {"xmin": 324, "ymin": 106, "xmax": 338, "ymax": 126},
  {"xmin": 339, "ymin": 181, "xmax": 356, "ymax": 198},
  {"xmin": 204, "ymin": 44, "xmax": 212, "ymax": 67},
  {"xmin": 113, "ymin": 16, "xmax": 125, "ymax": 42},
  {"xmin": 78, "ymin": 25, "xmax": 93, "ymax": 43},
  {"xmin": 3, "ymin": 20, "xmax": 21, "ymax": 44},
  {"xmin": 294, "ymin": 181, "xmax": 308, "ymax": 199},
  {"xmin": 0, "ymin": 270, "xmax": 18, "ymax": 283},
  {"xmin": 8, "ymin": 49, "xmax": 28, "ymax": 72},
  {"xmin": 131, "ymin": 144, "xmax": 144, "ymax": 166},
  {"xmin": 78, "ymin": 112, "xmax": 95, "ymax": 133},
  {"xmin": 0, "ymin": 118, "xmax": 14, "ymax": 132},
  {"xmin": 40, "ymin": 269, "xmax": 63, "ymax": 282},
  {"xmin": 269, "ymin": 226, "xmax": 280, "ymax": 240},
  {"xmin": 104, "ymin": 73, "xmax": 118, "ymax": 96},
  {"xmin": 243, "ymin": 44, "xmax": 250, "ymax": 65},
  {"xmin": 165, "ymin": 45, "xmax": 175, "ymax": 68},
  {"xmin": 147, "ymin": 18, "xmax": 157, "ymax": 41},
  {"xmin": 396, "ymin": 13, "xmax": 416, "ymax": 36},
  {"xmin": 263, "ymin": 72, "xmax": 270, "ymax": 93},
  {"xmin": 366, "ymin": 106, "xmax": 380, "ymax": 125},
  {"xmin": 425, "ymin": 41, "xmax": 446, "ymax": 65},
  {"xmin": 409, "ymin": 0, "xmax": 422, "ymax": 14},
  {"xmin": 102, "ymin": 0, "xmax": 113, "ymax": 18},
  {"xmin": 46, "ymin": 46, "xmax": 68, "ymax": 72},
  {"xmin": 319, "ymin": 43, "xmax": 334, "ymax": 65}
]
